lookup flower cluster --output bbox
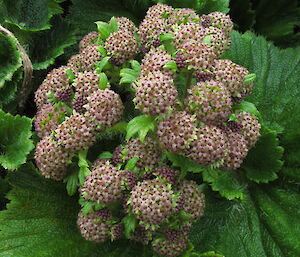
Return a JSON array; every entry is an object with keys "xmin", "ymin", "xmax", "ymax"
[{"xmin": 33, "ymin": 4, "xmax": 262, "ymax": 257}]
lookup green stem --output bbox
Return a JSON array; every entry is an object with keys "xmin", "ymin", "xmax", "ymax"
[{"xmin": 183, "ymin": 71, "xmax": 194, "ymax": 100}]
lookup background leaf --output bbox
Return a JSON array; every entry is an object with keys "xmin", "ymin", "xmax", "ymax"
[{"xmin": 0, "ymin": 110, "xmax": 34, "ymax": 170}]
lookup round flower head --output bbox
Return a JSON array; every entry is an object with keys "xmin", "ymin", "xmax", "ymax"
[
  {"xmin": 80, "ymin": 163, "xmax": 125, "ymax": 205},
  {"xmin": 72, "ymin": 94, "xmax": 88, "ymax": 114},
  {"xmin": 152, "ymin": 228, "xmax": 190, "ymax": 257},
  {"xmin": 204, "ymin": 27, "xmax": 230, "ymax": 57},
  {"xmin": 202, "ymin": 12, "xmax": 233, "ymax": 37},
  {"xmin": 140, "ymin": 47, "xmax": 174, "ymax": 77},
  {"xmin": 114, "ymin": 17, "xmax": 137, "ymax": 34},
  {"xmin": 79, "ymin": 31, "xmax": 99, "ymax": 50},
  {"xmin": 54, "ymin": 113, "xmax": 96, "ymax": 152},
  {"xmin": 68, "ymin": 45, "xmax": 102, "ymax": 72},
  {"xmin": 134, "ymin": 71, "xmax": 178, "ymax": 116},
  {"xmin": 138, "ymin": 17, "xmax": 167, "ymax": 52},
  {"xmin": 130, "ymin": 225, "xmax": 153, "ymax": 245},
  {"xmin": 145, "ymin": 3, "xmax": 173, "ymax": 19},
  {"xmin": 55, "ymin": 88, "xmax": 72, "ymax": 103},
  {"xmin": 34, "ymin": 104, "xmax": 67, "ymax": 138},
  {"xmin": 195, "ymin": 70, "xmax": 216, "ymax": 82},
  {"xmin": 213, "ymin": 59, "xmax": 253, "ymax": 99},
  {"xmin": 72, "ymin": 71, "xmax": 100, "ymax": 100},
  {"xmin": 157, "ymin": 111, "xmax": 198, "ymax": 154},
  {"xmin": 153, "ymin": 166, "xmax": 180, "ymax": 186},
  {"xmin": 34, "ymin": 136, "xmax": 71, "ymax": 181},
  {"xmin": 177, "ymin": 41, "xmax": 216, "ymax": 70},
  {"xmin": 35, "ymin": 66, "xmax": 70, "ymax": 108},
  {"xmin": 77, "ymin": 208, "xmax": 113, "ymax": 243},
  {"xmin": 172, "ymin": 22, "xmax": 206, "ymax": 49},
  {"xmin": 185, "ymin": 124, "xmax": 227, "ymax": 166},
  {"xmin": 84, "ymin": 89, "xmax": 124, "ymax": 129},
  {"xmin": 178, "ymin": 180, "xmax": 205, "ymax": 220},
  {"xmin": 167, "ymin": 8, "xmax": 200, "ymax": 25},
  {"xmin": 220, "ymin": 131, "xmax": 249, "ymax": 170},
  {"xmin": 236, "ymin": 112, "xmax": 261, "ymax": 148},
  {"xmin": 187, "ymin": 80, "xmax": 232, "ymax": 124},
  {"xmin": 104, "ymin": 29, "xmax": 138, "ymax": 65},
  {"xmin": 122, "ymin": 137, "xmax": 162, "ymax": 170},
  {"xmin": 129, "ymin": 179, "xmax": 177, "ymax": 225}
]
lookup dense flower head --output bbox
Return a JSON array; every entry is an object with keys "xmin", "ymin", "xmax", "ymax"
[
  {"xmin": 84, "ymin": 89, "xmax": 124, "ymax": 129},
  {"xmin": 104, "ymin": 29, "xmax": 138, "ymax": 65},
  {"xmin": 187, "ymin": 80, "xmax": 232, "ymax": 124},
  {"xmin": 115, "ymin": 17, "xmax": 138, "ymax": 34},
  {"xmin": 178, "ymin": 180, "xmax": 205, "ymax": 220},
  {"xmin": 34, "ymin": 136, "xmax": 71, "ymax": 180},
  {"xmin": 134, "ymin": 71, "xmax": 178, "ymax": 116},
  {"xmin": 72, "ymin": 71, "xmax": 100, "ymax": 99},
  {"xmin": 177, "ymin": 41, "xmax": 216, "ymax": 70},
  {"xmin": 130, "ymin": 225, "xmax": 153, "ymax": 245},
  {"xmin": 153, "ymin": 166, "xmax": 179, "ymax": 186},
  {"xmin": 204, "ymin": 27, "xmax": 230, "ymax": 57},
  {"xmin": 167, "ymin": 8, "xmax": 200, "ymax": 25},
  {"xmin": 54, "ymin": 113, "xmax": 96, "ymax": 152},
  {"xmin": 172, "ymin": 22, "xmax": 206, "ymax": 49},
  {"xmin": 34, "ymin": 103, "xmax": 67, "ymax": 138},
  {"xmin": 77, "ymin": 208, "xmax": 113, "ymax": 242},
  {"xmin": 157, "ymin": 111, "xmax": 198, "ymax": 154},
  {"xmin": 140, "ymin": 47, "xmax": 174, "ymax": 77},
  {"xmin": 80, "ymin": 163, "xmax": 124, "ymax": 204},
  {"xmin": 35, "ymin": 66, "xmax": 70, "ymax": 108},
  {"xmin": 79, "ymin": 31, "xmax": 99, "ymax": 50},
  {"xmin": 186, "ymin": 124, "xmax": 227, "ymax": 166},
  {"xmin": 205, "ymin": 12, "xmax": 233, "ymax": 36},
  {"xmin": 220, "ymin": 131, "xmax": 249, "ymax": 170},
  {"xmin": 55, "ymin": 88, "xmax": 72, "ymax": 102},
  {"xmin": 129, "ymin": 179, "xmax": 176, "ymax": 225},
  {"xmin": 145, "ymin": 3, "xmax": 173, "ymax": 19},
  {"xmin": 112, "ymin": 145, "xmax": 123, "ymax": 165},
  {"xmin": 195, "ymin": 70, "xmax": 216, "ymax": 82},
  {"xmin": 151, "ymin": 227, "xmax": 190, "ymax": 257},
  {"xmin": 237, "ymin": 112, "xmax": 261, "ymax": 148},
  {"xmin": 68, "ymin": 45, "xmax": 102, "ymax": 72},
  {"xmin": 122, "ymin": 137, "xmax": 162, "ymax": 170},
  {"xmin": 213, "ymin": 59, "xmax": 253, "ymax": 98},
  {"xmin": 72, "ymin": 94, "xmax": 88, "ymax": 113}
]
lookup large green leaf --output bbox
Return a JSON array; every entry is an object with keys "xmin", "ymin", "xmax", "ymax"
[
  {"xmin": 0, "ymin": 33, "xmax": 22, "ymax": 88},
  {"xmin": 0, "ymin": 0, "xmax": 63, "ymax": 31},
  {"xmin": 0, "ymin": 164, "xmax": 152, "ymax": 257},
  {"xmin": 0, "ymin": 110, "xmax": 34, "ymax": 170},
  {"xmin": 223, "ymin": 31, "xmax": 300, "ymax": 155},
  {"xmin": 190, "ymin": 182, "xmax": 300, "ymax": 257}
]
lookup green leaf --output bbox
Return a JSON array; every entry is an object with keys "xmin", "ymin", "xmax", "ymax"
[
  {"xmin": 120, "ymin": 67, "xmax": 140, "ymax": 84},
  {"xmin": 190, "ymin": 183, "xmax": 300, "ymax": 257},
  {"xmin": 0, "ymin": 110, "xmax": 34, "ymax": 170},
  {"xmin": 163, "ymin": 60, "xmax": 178, "ymax": 72},
  {"xmin": 159, "ymin": 33, "xmax": 173, "ymax": 42},
  {"xmin": 202, "ymin": 169, "xmax": 245, "ymax": 200},
  {"xmin": 126, "ymin": 115, "xmax": 156, "ymax": 142},
  {"xmin": 97, "ymin": 151, "xmax": 113, "ymax": 159},
  {"xmin": 130, "ymin": 60, "xmax": 141, "ymax": 72},
  {"xmin": 64, "ymin": 169, "xmax": 79, "ymax": 196},
  {"xmin": 122, "ymin": 213, "xmax": 137, "ymax": 239},
  {"xmin": 28, "ymin": 16, "xmax": 77, "ymax": 69},
  {"xmin": 99, "ymin": 72, "xmax": 109, "ymax": 89},
  {"xmin": 0, "ymin": 33, "xmax": 22, "ymax": 88},
  {"xmin": 1, "ymin": 0, "xmax": 63, "ymax": 31},
  {"xmin": 0, "ymin": 164, "xmax": 152, "ymax": 257},
  {"xmin": 233, "ymin": 101, "xmax": 260, "ymax": 117},
  {"xmin": 243, "ymin": 126, "xmax": 284, "ymax": 183},
  {"xmin": 95, "ymin": 21, "xmax": 112, "ymax": 41},
  {"xmin": 223, "ymin": 31, "xmax": 300, "ymax": 155},
  {"xmin": 109, "ymin": 17, "xmax": 119, "ymax": 33},
  {"xmin": 198, "ymin": 0, "xmax": 230, "ymax": 14},
  {"xmin": 125, "ymin": 157, "xmax": 139, "ymax": 171},
  {"xmin": 96, "ymin": 56, "xmax": 111, "ymax": 73},
  {"xmin": 165, "ymin": 152, "xmax": 204, "ymax": 173}
]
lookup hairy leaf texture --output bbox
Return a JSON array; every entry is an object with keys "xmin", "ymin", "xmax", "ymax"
[{"xmin": 0, "ymin": 110, "xmax": 34, "ymax": 170}]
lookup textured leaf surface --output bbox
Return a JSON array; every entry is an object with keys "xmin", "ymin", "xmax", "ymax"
[
  {"xmin": 243, "ymin": 126, "xmax": 284, "ymax": 183},
  {"xmin": 0, "ymin": 33, "xmax": 22, "ymax": 88},
  {"xmin": 223, "ymin": 31, "xmax": 300, "ymax": 157},
  {"xmin": 0, "ymin": 164, "xmax": 153, "ymax": 257},
  {"xmin": 0, "ymin": 0, "xmax": 63, "ymax": 31},
  {"xmin": 0, "ymin": 110, "xmax": 34, "ymax": 170},
  {"xmin": 190, "ymin": 182, "xmax": 300, "ymax": 257},
  {"xmin": 202, "ymin": 169, "xmax": 245, "ymax": 200}
]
